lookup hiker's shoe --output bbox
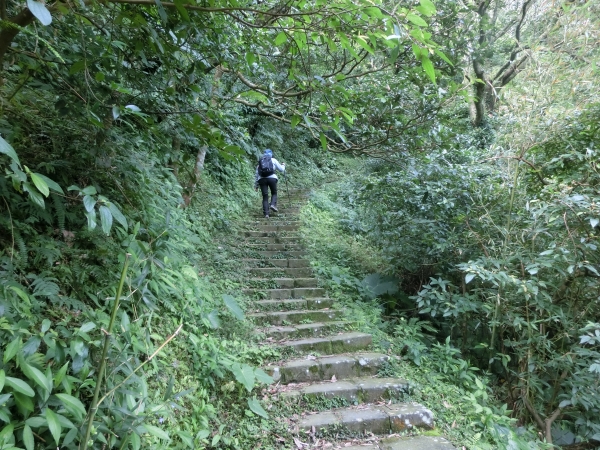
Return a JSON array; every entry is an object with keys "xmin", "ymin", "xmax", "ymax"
[
  {"xmin": 264, "ymin": 215, "xmax": 269, "ymax": 219},
  {"xmin": 270, "ymin": 205, "xmax": 278, "ymax": 212}
]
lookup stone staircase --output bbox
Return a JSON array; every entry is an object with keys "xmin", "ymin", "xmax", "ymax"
[{"xmin": 239, "ymin": 189, "xmax": 456, "ymax": 449}]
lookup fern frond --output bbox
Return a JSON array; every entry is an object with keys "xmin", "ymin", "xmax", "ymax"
[
  {"xmin": 51, "ymin": 193, "xmax": 66, "ymax": 232},
  {"xmin": 14, "ymin": 231, "xmax": 27, "ymax": 265}
]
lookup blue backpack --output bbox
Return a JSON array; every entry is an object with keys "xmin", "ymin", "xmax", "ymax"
[{"xmin": 258, "ymin": 155, "xmax": 275, "ymax": 177}]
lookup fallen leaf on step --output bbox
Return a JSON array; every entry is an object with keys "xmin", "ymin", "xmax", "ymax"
[
  {"xmin": 331, "ymin": 375, "xmax": 337, "ymax": 382},
  {"xmin": 293, "ymin": 437, "xmax": 306, "ymax": 449}
]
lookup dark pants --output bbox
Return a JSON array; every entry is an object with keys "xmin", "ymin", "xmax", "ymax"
[{"xmin": 258, "ymin": 177, "xmax": 278, "ymax": 215}]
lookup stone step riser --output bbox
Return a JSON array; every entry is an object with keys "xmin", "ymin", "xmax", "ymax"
[
  {"xmin": 244, "ymin": 244, "xmax": 303, "ymax": 251},
  {"xmin": 248, "ymin": 267, "xmax": 313, "ymax": 277},
  {"xmin": 243, "ymin": 287, "xmax": 325, "ymax": 299},
  {"xmin": 284, "ymin": 332, "xmax": 372, "ymax": 354},
  {"xmin": 244, "ymin": 237, "xmax": 300, "ymax": 244},
  {"xmin": 261, "ymin": 321, "xmax": 351, "ymax": 340},
  {"xmin": 268, "ymin": 353, "xmax": 390, "ymax": 384},
  {"xmin": 253, "ymin": 298, "xmax": 334, "ymax": 312},
  {"xmin": 251, "ymin": 225, "xmax": 300, "ymax": 232},
  {"xmin": 250, "ymin": 309, "xmax": 344, "ymax": 326},
  {"xmin": 298, "ymin": 403, "xmax": 434, "ymax": 434},
  {"xmin": 282, "ymin": 378, "xmax": 409, "ymax": 404},
  {"xmin": 249, "ymin": 278, "xmax": 318, "ymax": 289},
  {"xmin": 240, "ymin": 259, "xmax": 310, "ymax": 268},
  {"xmin": 242, "ymin": 231, "xmax": 300, "ymax": 238}
]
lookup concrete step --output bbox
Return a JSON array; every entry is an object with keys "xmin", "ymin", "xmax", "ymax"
[
  {"xmin": 297, "ymin": 403, "xmax": 434, "ymax": 433},
  {"xmin": 246, "ymin": 220, "xmax": 301, "ymax": 227},
  {"xmin": 261, "ymin": 321, "xmax": 352, "ymax": 340},
  {"xmin": 253, "ymin": 298, "xmax": 334, "ymax": 312},
  {"xmin": 244, "ymin": 243, "xmax": 303, "ymax": 251},
  {"xmin": 282, "ymin": 331, "xmax": 372, "ymax": 354},
  {"xmin": 243, "ymin": 287, "xmax": 325, "ymax": 299},
  {"xmin": 268, "ymin": 352, "xmax": 390, "ymax": 383},
  {"xmin": 240, "ymin": 259, "xmax": 310, "ymax": 268},
  {"xmin": 281, "ymin": 377, "xmax": 409, "ymax": 403},
  {"xmin": 247, "ymin": 267, "xmax": 313, "ymax": 277},
  {"xmin": 249, "ymin": 309, "xmax": 344, "ymax": 326},
  {"xmin": 249, "ymin": 278, "xmax": 318, "ymax": 289}
]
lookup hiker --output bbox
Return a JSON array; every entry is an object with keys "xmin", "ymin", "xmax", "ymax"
[{"xmin": 254, "ymin": 149, "xmax": 285, "ymax": 218}]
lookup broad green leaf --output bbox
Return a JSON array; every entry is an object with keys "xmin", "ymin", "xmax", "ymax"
[
  {"xmin": 21, "ymin": 363, "xmax": 51, "ymax": 392},
  {"xmin": 465, "ymin": 273, "xmax": 475, "ymax": 284},
  {"xmin": 3, "ymin": 338, "xmax": 21, "ymax": 364},
  {"xmin": 247, "ymin": 397, "xmax": 269, "ymax": 419},
  {"xmin": 591, "ymin": 218, "xmax": 599, "ymax": 228},
  {"xmin": 222, "ymin": 294, "xmax": 244, "ymax": 320},
  {"xmin": 107, "ymin": 203, "xmax": 127, "ymax": 229},
  {"xmin": 62, "ymin": 427, "xmax": 78, "ymax": 447},
  {"xmin": 356, "ymin": 36, "xmax": 374, "ymax": 54},
  {"xmin": 245, "ymin": 52, "xmax": 256, "ymax": 65},
  {"xmin": 421, "ymin": 55, "xmax": 436, "ymax": 83},
  {"xmin": 275, "ymin": 32, "xmax": 287, "ymax": 45},
  {"xmin": 85, "ymin": 210, "xmax": 97, "ymax": 230},
  {"xmin": 5, "ymin": 377, "xmax": 34, "ymax": 397},
  {"xmin": 29, "ymin": 172, "xmax": 49, "ymax": 197},
  {"xmin": 0, "ymin": 423, "xmax": 15, "ymax": 443},
  {"xmin": 144, "ymin": 424, "xmax": 170, "ymax": 440},
  {"xmin": 0, "ymin": 371, "xmax": 4, "ymax": 391},
  {"xmin": 25, "ymin": 416, "xmax": 47, "ymax": 427},
  {"xmin": 45, "ymin": 408, "xmax": 61, "ymax": 446},
  {"xmin": 417, "ymin": 0, "xmax": 436, "ymax": 16},
  {"xmin": 27, "ymin": 0, "xmax": 52, "ymax": 25},
  {"xmin": 254, "ymin": 368, "xmax": 274, "ymax": 384},
  {"xmin": 407, "ymin": 13, "xmax": 427, "ymax": 27},
  {"xmin": 0, "ymin": 136, "xmax": 20, "ymax": 166},
  {"xmin": 53, "ymin": 362, "xmax": 69, "ymax": 388},
  {"xmin": 56, "ymin": 393, "xmax": 86, "ymax": 419},
  {"xmin": 81, "ymin": 185, "xmax": 97, "ymax": 195},
  {"xmin": 231, "ymin": 363, "xmax": 255, "ymax": 392},
  {"xmin": 177, "ymin": 430, "xmax": 194, "ymax": 448},
  {"xmin": 25, "ymin": 183, "xmax": 45, "ymax": 208},
  {"xmin": 153, "ymin": 0, "xmax": 168, "ymax": 23},
  {"xmin": 22, "ymin": 424, "xmax": 34, "ymax": 450},
  {"xmin": 14, "ymin": 391, "xmax": 34, "ymax": 412},
  {"xmin": 364, "ymin": 6, "xmax": 383, "ymax": 18},
  {"xmin": 79, "ymin": 322, "xmax": 96, "ymax": 333},
  {"xmin": 83, "ymin": 195, "xmax": 96, "ymax": 212},
  {"xmin": 434, "ymin": 49, "xmax": 453, "ymax": 65},
  {"xmin": 131, "ymin": 432, "xmax": 141, "ymax": 450},
  {"xmin": 99, "ymin": 205, "xmax": 113, "ymax": 235},
  {"xmin": 291, "ymin": 115, "xmax": 301, "ymax": 128},
  {"xmin": 173, "ymin": 0, "xmax": 190, "ymax": 21},
  {"xmin": 319, "ymin": 133, "xmax": 327, "ymax": 151},
  {"xmin": 41, "ymin": 319, "xmax": 51, "ymax": 333}
]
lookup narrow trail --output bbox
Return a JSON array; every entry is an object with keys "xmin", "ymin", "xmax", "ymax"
[{"xmin": 238, "ymin": 189, "xmax": 457, "ymax": 449}]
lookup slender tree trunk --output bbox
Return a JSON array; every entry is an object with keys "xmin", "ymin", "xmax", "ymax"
[{"xmin": 181, "ymin": 65, "xmax": 224, "ymax": 207}]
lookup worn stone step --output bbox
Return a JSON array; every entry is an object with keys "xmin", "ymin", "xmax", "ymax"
[
  {"xmin": 297, "ymin": 403, "xmax": 434, "ymax": 434},
  {"xmin": 244, "ymin": 243, "xmax": 303, "ymax": 251},
  {"xmin": 249, "ymin": 309, "xmax": 344, "ymax": 326},
  {"xmin": 248, "ymin": 267, "xmax": 313, "ymax": 277},
  {"xmin": 240, "ymin": 259, "xmax": 310, "ymax": 268},
  {"xmin": 247, "ymin": 219, "xmax": 301, "ymax": 226},
  {"xmin": 281, "ymin": 377, "xmax": 409, "ymax": 403},
  {"xmin": 379, "ymin": 436, "xmax": 456, "ymax": 450},
  {"xmin": 253, "ymin": 250, "xmax": 305, "ymax": 258},
  {"xmin": 249, "ymin": 278, "xmax": 318, "ymax": 289},
  {"xmin": 268, "ymin": 352, "xmax": 389, "ymax": 383},
  {"xmin": 244, "ymin": 236, "xmax": 300, "ymax": 244},
  {"xmin": 251, "ymin": 224, "xmax": 300, "ymax": 232},
  {"xmin": 242, "ymin": 231, "xmax": 300, "ymax": 238},
  {"xmin": 253, "ymin": 298, "xmax": 334, "ymax": 312},
  {"xmin": 260, "ymin": 321, "xmax": 352, "ymax": 340},
  {"xmin": 283, "ymin": 331, "xmax": 372, "ymax": 354},
  {"xmin": 243, "ymin": 287, "xmax": 325, "ymax": 299}
]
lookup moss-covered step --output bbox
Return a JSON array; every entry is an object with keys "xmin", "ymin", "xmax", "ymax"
[
  {"xmin": 249, "ymin": 309, "xmax": 344, "ymax": 326},
  {"xmin": 247, "ymin": 267, "xmax": 313, "ymax": 277},
  {"xmin": 282, "ymin": 331, "xmax": 372, "ymax": 354},
  {"xmin": 242, "ymin": 231, "xmax": 300, "ymax": 238},
  {"xmin": 280, "ymin": 377, "xmax": 409, "ymax": 403},
  {"xmin": 297, "ymin": 403, "xmax": 434, "ymax": 433},
  {"xmin": 259, "ymin": 320, "xmax": 352, "ymax": 340},
  {"xmin": 243, "ymin": 236, "xmax": 300, "ymax": 244},
  {"xmin": 243, "ymin": 287, "xmax": 325, "ymax": 299},
  {"xmin": 239, "ymin": 259, "xmax": 310, "ymax": 268},
  {"xmin": 248, "ymin": 278, "xmax": 318, "ymax": 289},
  {"xmin": 253, "ymin": 250, "xmax": 305, "ymax": 258},
  {"xmin": 267, "ymin": 352, "xmax": 389, "ymax": 383},
  {"xmin": 244, "ymin": 243, "xmax": 303, "ymax": 251},
  {"xmin": 253, "ymin": 298, "xmax": 334, "ymax": 312}
]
